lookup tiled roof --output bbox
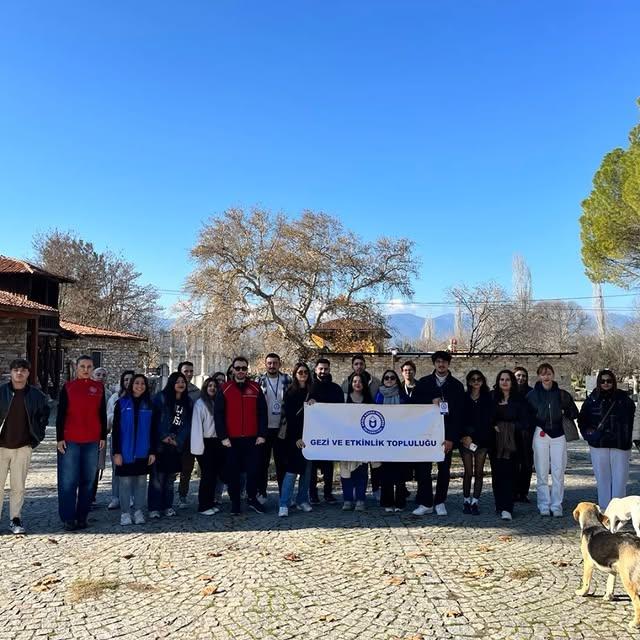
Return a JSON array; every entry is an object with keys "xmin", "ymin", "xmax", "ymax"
[
  {"xmin": 0, "ymin": 289, "xmax": 58, "ymax": 314},
  {"xmin": 0, "ymin": 255, "xmax": 75, "ymax": 283},
  {"xmin": 60, "ymin": 320, "xmax": 147, "ymax": 341}
]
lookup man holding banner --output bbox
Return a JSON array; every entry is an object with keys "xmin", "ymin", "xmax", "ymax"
[{"xmin": 410, "ymin": 351, "xmax": 465, "ymax": 517}]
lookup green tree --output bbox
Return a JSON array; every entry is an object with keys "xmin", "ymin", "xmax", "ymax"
[{"xmin": 580, "ymin": 100, "xmax": 640, "ymax": 286}]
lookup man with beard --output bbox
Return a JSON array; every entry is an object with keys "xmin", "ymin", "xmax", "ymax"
[
  {"xmin": 309, "ymin": 358, "xmax": 343, "ymax": 504},
  {"xmin": 341, "ymin": 354, "xmax": 380, "ymax": 399},
  {"xmin": 410, "ymin": 351, "xmax": 465, "ymax": 517}
]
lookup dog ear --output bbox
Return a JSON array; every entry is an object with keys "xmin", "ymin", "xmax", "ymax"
[
  {"xmin": 600, "ymin": 514, "xmax": 610, "ymax": 528},
  {"xmin": 572, "ymin": 506, "xmax": 580, "ymax": 522}
]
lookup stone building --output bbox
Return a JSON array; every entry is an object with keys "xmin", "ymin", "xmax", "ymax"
[{"xmin": 59, "ymin": 320, "xmax": 148, "ymax": 386}]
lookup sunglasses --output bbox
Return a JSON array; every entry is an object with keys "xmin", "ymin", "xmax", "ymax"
[
  {"xmin": 600, "ymin": 379, "xmax": 613, "ymax": 384},
  {"xmin": 296, "ymin": 370, "xmax": 309, "ymax": 376},
  {"xmin": 233, "ymin": 366, "xmax": 248, "ymax": 371},
  {"xmin": 383, "ymin": 375, "xmax": 397, "ymax": 381}
]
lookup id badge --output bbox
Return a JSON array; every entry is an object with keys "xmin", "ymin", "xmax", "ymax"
[
  {"xmin": 271, "ymin": 401, "xmax": 282, "ymax": 415},
  {"xmin": 439, "ymin": 401, "xmax": 449, "ymax": 415}
]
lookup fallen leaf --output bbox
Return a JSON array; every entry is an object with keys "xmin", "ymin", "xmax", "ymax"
[
  {"xmin": 319, "ymin": 538, "xmax": 333, "ymax": 545},
  {"xmin": 158, "ymin": 562, "xmax": 174, "ymax": 569},
  {"xmin": 445, "ymin": 610, "xmax": 463, "ymax": 618},
  {"xmin": 47, "ymin": 538, "xmax": 59, "ymax": 545},
  {"xmin": 200, "ymin": 585, "xmax": 220, "ymax": 596},
  {"xmin": 463, "ymin": 566, "xmax": 494, "ymax": 579},
  {"xmin": 207, "ymin": 551, "xmax": 223, "ymax": 558},
  {"xmin": 476, "ymin": 545, "xmax": 493, "ymax": 553},
  {"xmin": 406, "ymin": 551, "xmax": 429, "ymax": 558},
  {"xmin": 122, "ymin": 554, "xmax": 135, "ymax": 560},
  {"xmin": 32, "ymin": 562, "xmax": 42, "ymax": 567},
  {"xmin": 550, "ymin": 559, "xmax": 571, "ymax": 567},
  {"xmin": 32, "ymin": 575, "xmax": 61, "ymax": 592},
  {"xmin": 498, "ymin": 535, "xmax": 513, "ymax": 543},
  {"xmin": 386, "ymin": 576, "xmax": 406, "ymax": 586},
  {"xmin": 284, "ymin": 553, "xmax": 302, "ymax": 562},
  {"xmin": 318, "ymin": 614, "xmax": 337, "ymax": 622},
  {"xmin": 198, "ymin": 575, "xmax": 215, "ymax": 581}
]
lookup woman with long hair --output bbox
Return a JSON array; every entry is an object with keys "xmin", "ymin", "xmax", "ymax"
[
  {"xmin": 376, "ymin": 369, "xmax": 408, "ymax": 512},
  {"xmin": 112, "ymin": 374, "xmax": 156, "ymax": 525},
  {"xmin": 578, "ymin": 369, "xmax": 636, "ymax": 509},
  {"xmin": 527, "ymin": 363, "xmax": 578, "ymax": 517},
  {"xmin": 148, "ymin": 371, "xmax": 192, "ymax": 518},
  {"xmin": 460, "ymin": 369, "xmax": 492, "ymax": 515},
  {"xmin": 341, "ymin": 374, "xmax": 375, "ymax": 512},
  {"xmin": 191, "ymin": 376, "xmax": 223, "ymax": 515},
  {"xmin": 490, "ymin": 369, "xmax": 529, "ymax": 521},
  {"xmin": 278, "ymin": 362, "xmax": 314, "ymax": 517}
]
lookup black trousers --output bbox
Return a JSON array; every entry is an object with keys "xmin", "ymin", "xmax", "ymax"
[
  {"xmin": 414, "ymin": 450, "xmax": 453, "ymax": 507},
  {"xmin": 224, "ymin": 437, "xmax": 261, "ymax": 511},
  {"xmin": 513, "ymin": 428, "xmax": 534, "ymax": 499},
  {"xmin": 196, "ymin": 438, "xmax": 223, "ymax": 512},
  {"xmin": 257, "ymin": 430, "xmax": 286, "ymax": 496},
  {"xmin": 380, "ymin": 462, "xmax": 407, "ymax": 508},
  {"xmin": 178, "ymin": 450, "xmax": 196, "ymax": 499},
  {"xmin": 370, "ymin": 464, "xmax": 383, "ymax": 492},
  {"xmin": 310, "ymin": 461, "xmax": 334, "ymax": 499},
  {"xmin": 490, "ymin": 454, "xmax": 516, "ymax": 514}
]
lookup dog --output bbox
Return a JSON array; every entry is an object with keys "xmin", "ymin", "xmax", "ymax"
[
  {"xmin": 604, "ymin": 496, "xmax": 640, "ymax": 537},
  {"xmin": 573, "ymin": 501, "xmax": 640, "ymax": 629}
]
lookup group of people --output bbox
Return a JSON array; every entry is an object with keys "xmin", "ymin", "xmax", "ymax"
[{"xmin": 0, "ymin": 350, "xmax": 638, "ymax": 534}]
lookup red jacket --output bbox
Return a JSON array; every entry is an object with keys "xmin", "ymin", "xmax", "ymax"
[
  {"xmin": 214, "ymin": 380, "xmax": 268, "ymax": 439},
  {"xmin": 56, "ymin": 379, "xmax": 107, "ymax": 443}
]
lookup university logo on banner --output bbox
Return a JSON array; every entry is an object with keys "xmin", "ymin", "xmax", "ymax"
[{"xmin": 302, "ymin": 403, "xmax": 445, "ymax": 462}]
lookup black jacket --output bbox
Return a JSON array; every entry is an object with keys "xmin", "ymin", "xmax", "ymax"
[
  {"xmin": 578, "ymin": 389, "xmax": 635, "ymax": 450},
  {"xmin": 309, "ymin": 375, "xmax": 344, "ymax": 404},
  {"xmin": 526, "ymin": 381, "xmax": 578, "ymax": 439},
  {"xmin": 0, "ymin": 382, "xmax": 50, "ymax": 448},
  {"xmin": 461, "ymin": 391, "xmax": 494, "ymax": 449},
  {"xmin": 410, "ymin": 371, "xmax": 465, "ymax": 442}
]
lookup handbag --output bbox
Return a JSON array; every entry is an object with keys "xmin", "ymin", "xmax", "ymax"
[
  {"xmin": 562, "ymin": 416, "xmax": 580, "ymax": 442},
  {"xmin": 582, "ymin": 399, "xmax": 616, "ymax": 446}
]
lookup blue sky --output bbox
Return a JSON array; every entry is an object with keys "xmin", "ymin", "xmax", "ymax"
[{"xmin": 1, "ymin": 1, "xmax": 639, "ymax": 318}]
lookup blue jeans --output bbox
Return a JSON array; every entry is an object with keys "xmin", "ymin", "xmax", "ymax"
[
  {"xmin": 341, "ymin": 464, "xmax": 368, "ymax": 502},
  {"xmin": 279, "ymin": 462, "xmax": 311, "ymax": 508},
  {"xmin": 148, "ymin": 467, "xmax": 177, "ymax": 512},
  {"xmin": 57, "ymin": 441, "xmax": 99, "ymax": 523},
  {"xmin": 119, "ymin": 475, "xmax": 148, "ymax": 512}
]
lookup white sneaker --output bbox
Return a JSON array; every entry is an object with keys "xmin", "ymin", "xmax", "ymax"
[
  {"xmin": 539, "ymin": 509, "xmax": 551, "ymax": 517},
  {"xmin": 9, "ymin": 518, "xmax": 25, "ymax": 534},
  {"xmin": 148, "ymin": 510, "xmax": 161, "ymax": 519},
  {"xmin": 256, "ymin": 494, "xmax": 268, "ymax": 506},
  {"xmin": 199, "ymin": 508, "xmax": 219, "ymax": 516},
  {"xmin": 412, "ymin": 504, "xmax": 433, "ymax": 516},
  {"xmin": 278, "ymin": 507, "xmax": 289, "ymax": 518},
  {"xmin": 342, "ymin": 501, "xmax": 353, "ymax": 511},
  {"xmin": 164, "ymin": 508, "xmax": 176, "ymax": 517},
  {"xmin": 298, "ymin": 502, "xmax": 313, "ymax": 513},
  {"xmin": 551, "ymin": 509, "xmax": 563, "ymax": 518},
  {"xmin": 107, "ymin": 498, "xmax": 120, "ymax": 510},
  {"xmin": 120, "ymin": 513, "xmax": 132, "ymax": 526},
  {"xmin": 434, "ymin": 503, "xmax": 448, "ymax": 516},
  {"xmin": 133, "ymin": 510, "xmax": 145, "ymax": 525},
  {"xmin": 500, "ymin": 510, "xmax": 512, "ymax": 521},
  {"xmin": 355, "ymin": 501, "xmax": 365, "ymax": 512},
  {"xmin": 384, "ymin": 507, "xmax": 394, "ymax": 513}
]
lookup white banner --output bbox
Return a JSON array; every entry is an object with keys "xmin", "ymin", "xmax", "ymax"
[{"xmin": 302, "ymin": 403, "xmax": 445, "ymax": 462}]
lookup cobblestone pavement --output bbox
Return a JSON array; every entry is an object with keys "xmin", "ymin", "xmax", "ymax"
[{"xmin": 2, "ymin": 428, "xmax": 640, "ymax": 640}]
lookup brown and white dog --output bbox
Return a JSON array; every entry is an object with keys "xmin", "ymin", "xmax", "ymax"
[{"xmin": 573, "ymin": 501, "xmax": 640, "ymax": 629}]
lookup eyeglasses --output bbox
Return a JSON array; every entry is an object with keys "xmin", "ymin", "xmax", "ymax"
[
  {"xmin": 469, "ymin": 377, "xmax": 482, "ymax": 383},
  {"xmin": 383, "ymin": 375, "xmax": 396, "ymax": 381},
  {"xmin": 600, "ymin": 379, "xmax": 613, "ymax": 384},
  {"xmin": 233, "ymin": 366, "xmax": 248, "ymax": 371}
]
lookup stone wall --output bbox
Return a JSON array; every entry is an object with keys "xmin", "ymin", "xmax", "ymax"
[
  {"xmin": 62, "ymin": 337, "xmax": 147, "ymax": 386},
  {"xmin": 0, "ymin": 318, "xmax": 28, "ymax": 379},
  {"xmin": 313, "ymin": 353, "xmax": 576, "ymax": 392}
]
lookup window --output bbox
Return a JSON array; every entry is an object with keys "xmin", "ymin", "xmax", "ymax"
[{"xmin": 91, "ymin": 351, "xmax": 102, "ymax": 368}]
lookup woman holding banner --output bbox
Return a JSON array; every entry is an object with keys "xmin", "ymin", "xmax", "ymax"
[
  {"xmin": 376, "ymin": 369, "xmax": 408, "ymax": 512},
  {"xmin": 278, "ymin": 363, "xmax": 314, "ymax": 517},
  {"xmin": 341, "ymin": 374, "xmax": 375, "ymax": 511}
]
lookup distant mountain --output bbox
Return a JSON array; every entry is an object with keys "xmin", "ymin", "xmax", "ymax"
[{"xmin": 385, "ymin": 310, "xmax": 634, "ymax": 345}]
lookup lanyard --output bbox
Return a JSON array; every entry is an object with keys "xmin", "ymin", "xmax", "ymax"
[{"xmin": 266, "ymin": 375, "xmax": 280, "ymax": 400}]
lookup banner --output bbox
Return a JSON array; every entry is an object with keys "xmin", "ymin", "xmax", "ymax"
[{"xmin": 302, "ymin": 403, "xmax": 445, "ymax": 462}]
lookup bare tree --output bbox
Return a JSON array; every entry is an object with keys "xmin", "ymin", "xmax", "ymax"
[
  {"xmin": 592, "ymin": 282, "xmax": 607, "ymax": 344},
  {"xmin": 33, "ymin": 229, "xmax": 160, "ymax": 335},
  {"xmin": 188, "ymin": 207, "xmax": 419, "ymax": 359},
  {"xmin": 532, "ymin": 301, "xmax": 589, "ymax": 351}
]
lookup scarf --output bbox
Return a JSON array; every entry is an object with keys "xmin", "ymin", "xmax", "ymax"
[{"xmin": 379, "ymin": 384, "xmax": 400, "ymax": 404}]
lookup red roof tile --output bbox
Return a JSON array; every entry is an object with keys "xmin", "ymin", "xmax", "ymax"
[
  {"xmin": 0, "ymin": 255, "xmax": 75, "ymax": 283},
  {"xmin": 0, "ymin": 289, "xmax": 59, "ymax": 315},
  {"xmin": 60, "ymin": 320, "xmax": 147, "ymax": 341}
]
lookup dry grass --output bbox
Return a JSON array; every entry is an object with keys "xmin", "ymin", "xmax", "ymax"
[
  {"xmin": 68, "ymin": 578, "xmax": 120, "ymax": 602},
  {"xmin": 509, "ymin": 567, "xmax": 541, "ymax": 580}
]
